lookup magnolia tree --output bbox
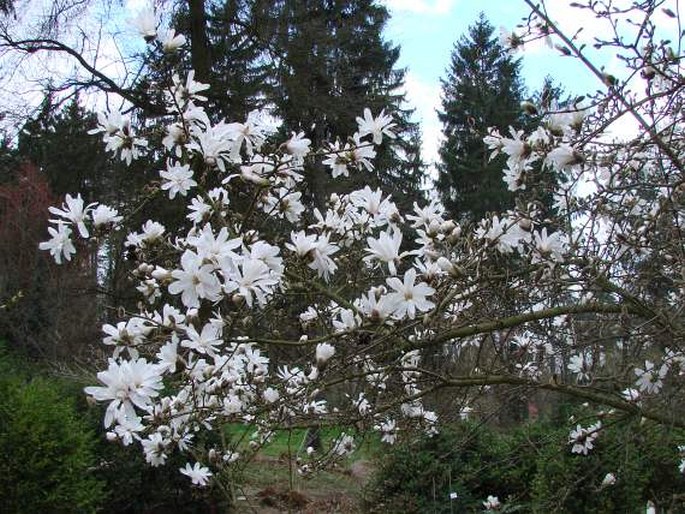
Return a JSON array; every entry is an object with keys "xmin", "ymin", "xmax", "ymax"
[{"xmin": 39, "ymin": 0, "xmax": 685, "ymax": 500}]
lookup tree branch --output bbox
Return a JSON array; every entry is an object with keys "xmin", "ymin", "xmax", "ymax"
[{"xmin": 0, "ymin": 35, "xmax": 166, "ymax": 115}]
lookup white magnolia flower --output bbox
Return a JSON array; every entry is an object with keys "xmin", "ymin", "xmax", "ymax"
[
  {"xmin": 601, "ymin": 472, "xmax": 617, "ymax": 487},
  {"xmin": 568, "ymin": 422, "xmax": 601, "ymax": 455},
  {"xmin": 156, "ymin": 338, "xmax": 179, "ymax": 373},
  {"xmin": 181, "ymin": 322, "xmax": 223, "ymax": 356},
  {"xmin": 533, "ymin": 228, "xmax": 567, "ymax": 262},
  {"xmin": 287, "ymin": 231, "xmax": 339, "ymax": 281},
  {"xmin": 89, "ymin": 110, "xmax": 126, "ymax": 137},
  {"xmin": 169, "ymin": 250, "xmax": 222, "ymax": 308},
  {"xmin": 285, "ymin": 230, "xmax": 317, "ymax": 257},
  {"xmin": 406, "ymin": 199, "xmax": 445, "ymax": 229},
  {"xmin": 142, "ymin": 433, "xmax": 169, "ymax": 467},
  {"xmin": 187, "ymin": 196, "xmax": 212, "ymax": 224},
  {"xmin": 262, "ymin": 188, "xmax": 305, "ymax": 223},
  {"xmin": 189, "ymin": 124, "xmax": 233, "ymax": 171},
  {"xmin": 170, "ymin": 71, "xmax": 209, "ymax": 106},
  {"xmin": 349, "ymin": 133, "xmax": 376, "ymax": 171},
  {"xmin": 180, "ymin": 462, "xmax": 212, "ymax": 486},
  {"xmin": 315, "ymin": 343, "xmax": 335, "ymax": 366},
  {"xmin": 365, "ymin": 229, "xmax": 405, "ymax": 275},
  {"xmin": 635, "ymin": 360, "xmax": 668, "ymax": 394},
  {"xmin": 567, "ymin": 353, "xmax": 592, "ymax": 381},
  {"xmin": 332, "ymin": 433, "xmax": 356, "ymax": 456},
  {"xmin": 377, "ymin": 418, "xmax": 398, "ymax": 444},
  {"xmin": 130, "ymin": 6, "xmax": 158, "ymax": 41},
  {"xmin": 190, "ymin": 224, "xmax": 241, "ymax": 264},
  {"xmin": 284, "ymin": 131, "xmax": 311, "ymax": 158},
  {"xmin": 160, "ymin": 162, "xmax": 197, "ymax": 199},
  {"xmin": 262, "ymin": 387, "xmax": 280, "ymax": 403},
  {"xmin": 332, "ymin": 308, "xmax": 361, "ymax": 332},
  {"xmin": 158, "ymin": 28, "xmax": 186, "ymax": 52},
  {"xmin": 224, "ymin": 110, "xmax": 273, "ymax": 158},
  {"xmin": 39, "ymin": 222, "xmax": 76, "ymax": 264},
  {"xmin": 385, "ymin": 268, "xmax": 435, "ymax": 320},
  {"xmin": 91, "ymin": 204, "xmax": 122, "ymax": 228},
  {"xmin": 84, "ymin": 358, "xmax": 164, "ymax": 428},
  {"xmin": 483, "ymin": 495, "xmax": 501, "ymax": 510},
  {"xmin": 356, "ymin": 289, "xmax": 396, "ymax": 322},
  {"xmin": 546, "ymin": 144, "xmax": 583, "ymax": 169},
  {"xmin": 322, "ymin": 141, "xmax": 350, "ymax": 178},
  {"xmin": 102, "ymin": 318, "xmax": 152, "ymax": 358},
  {"xmin": 356, "ymin": 108, "xmax": 396, "ymax": 145},
  {"xmin": 224, "ymin": 258, "xmax": 280, "ymax": 307},
  {"xmin": 49, "ymin": 193, "xmax": 95, "ymax": 238}
]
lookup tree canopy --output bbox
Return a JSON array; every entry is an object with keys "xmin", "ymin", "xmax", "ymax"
[{"xmin": 436, "ymin": 13, "xmax": 526, "ymax": 221}]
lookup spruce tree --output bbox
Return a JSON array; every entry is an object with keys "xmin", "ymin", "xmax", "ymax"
[
  {"xmin": 170, "ymin": 0, "xmax": 278, "ymax": 122},
  {"xmin": 436, "ymin": 13, "xmax": 525, "ymax": 221},
  {"xmin": 163, "ymin": 1, "xmax": 424, "ymax": 211},
  {"xmin": 269, "ymin": 0, "xmax": 424, "ymax": 210}
]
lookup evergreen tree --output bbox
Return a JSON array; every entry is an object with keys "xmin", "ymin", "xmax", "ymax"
[
  {"xmin": 170, "ymin": 0, "xmax": 278, "ymax": 122},
  {"xmin": 436, "ymin": 13, "xmax": 526, "ymax": 221},
  {"xmin": 161, "ymin": 1, "xmax": 424, "ymax": 210},
  {"xmin": 16, "ymin": 94, "xmax": 111, "ymax": 201},
  {"xmin": 270, "ymin": 0, "xmax": 424, "ymax": 210}
]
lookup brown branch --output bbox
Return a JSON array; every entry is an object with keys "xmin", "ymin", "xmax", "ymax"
[
  {"xmin": 0, "ymin": 35, "xmax": 166, "ymax": 115},
  {"xmin": 425, "ymin": 302, "xmax": 636, "ymax": 348},
  {"xmin": 436, "ymin": 374, "xmax": 685, "ymax": 429},
  {"xmin": 524, "ymin": 0, "xmax": 685, "ymax": 175}
]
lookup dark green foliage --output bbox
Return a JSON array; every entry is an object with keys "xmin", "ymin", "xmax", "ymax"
[
  {"xmin": 531, "ymin": 420, "xmax": 685, "ymax": 513},
  {"xmin": 88, "ymin": 432, "xmax": 227, "ymax": 513},
  {"xmin": 170, "ymin": 0, "xmax": 277, "ymax": 122},
  {"xmin": 17, "ymin": 94, "xmax": 111, "ymax": 201},
  {"xmin": 365, "ymin": 419, "xmax": 685, "ymax": 513},
  {"xmin": 364, "ymin": 422, "xmax": 526, "ymax": 513},
  {"xmin": 436, "ymin": 13, "xmax": 526, "ymax": 221},
  {"xmin": 0, "ymin": 348, "xmax": 104, "ymax": 513},
  {"xmin": 170, "ymin": 0, "xmax": 425, "ymax": 211},
  {"xmin": 271, "ymin": 0, "xmax": 424, "ymax": 210}
]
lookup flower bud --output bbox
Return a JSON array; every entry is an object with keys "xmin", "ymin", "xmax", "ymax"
[
  {"xmin": 315, "ymin": 342, "xmax": 335, "ymax": 367},
  {"xmin": 436, "ymin": 256, "xmax": 454, "ymax": 273},
  {"xmin": 520, "ymin": 101, "xmax": 538, "ymax": 115},
  {"xmin": 440, "ymin": 220, "xmax": 456, "ymax": 233}
]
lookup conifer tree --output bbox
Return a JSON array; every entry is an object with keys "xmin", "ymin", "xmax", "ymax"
[
  {"xmin": 170, "ymin": 0, "xmax": 278, "ymax": 122},
  {"xmin": 270, "ymin": 0, "xmax": 424, "ymax": 210},
  {"xmin": 436, "ymin": 14, "xmax": 526, "ymax": 221},
  {"xmin": 17, "ymin": 95, "xmax": 111, "ymax": 201},
  {"xmin": 160, "ymin": 1, "xmax": 424, "ymax": 210}
]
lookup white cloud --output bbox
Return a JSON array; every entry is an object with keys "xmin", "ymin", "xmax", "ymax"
[{"xmin": 382, "ymin": 0, "xmax": 458, "ymax": 15}]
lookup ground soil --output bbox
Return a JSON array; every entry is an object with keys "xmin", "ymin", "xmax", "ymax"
[{"xmin": 233, "ymin": 456, "xmax": 374, "ymax": 513}]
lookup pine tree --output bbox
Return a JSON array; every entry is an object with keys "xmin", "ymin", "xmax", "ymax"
[
  {"xmin": 436, "ymin": 13, "xmax": 526, "ymax": 221},
  {"xmin": 162, "ymin": 1, "xmax": 424, "ymax": 211}
]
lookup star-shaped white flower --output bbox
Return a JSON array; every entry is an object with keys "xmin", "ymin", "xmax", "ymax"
[{"xmin": 385, "ymin": 268, "xmax": 435, "ymax": 320}]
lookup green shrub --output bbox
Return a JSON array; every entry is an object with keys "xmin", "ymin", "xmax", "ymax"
[
  {"xmin": 0, "ymin": 372, "xmax": 105, "ymax": 513},
  {"xmin": 364, "ymin": 418, "xmax": 685, "ymax": 513},
  {"xmin": 364, "ymin": 421, "xmax": 525, "ymax": 513},
  {"xmin": 531, "ymin": 420, "xmax": 685, "ymax": 513}
]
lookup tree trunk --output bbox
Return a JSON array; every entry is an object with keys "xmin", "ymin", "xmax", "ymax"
[{"xmin": 188, "ymin": 0, "xmax": 210, "ymax": 84}]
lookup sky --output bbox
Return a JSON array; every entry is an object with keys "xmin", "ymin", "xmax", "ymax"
[{"xmin": 379, "ymin": 0, "xmax": 682, "ymax": 169}]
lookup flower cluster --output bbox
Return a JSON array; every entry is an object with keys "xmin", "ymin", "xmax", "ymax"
[{"xmin": 40, "ymin": 2, "xmax": 685, "ymax": 490}]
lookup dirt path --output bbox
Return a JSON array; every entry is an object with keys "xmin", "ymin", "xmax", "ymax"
[{"xmin": 233, "ymin": 458, "xmax": 374, "ymax": 513}]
